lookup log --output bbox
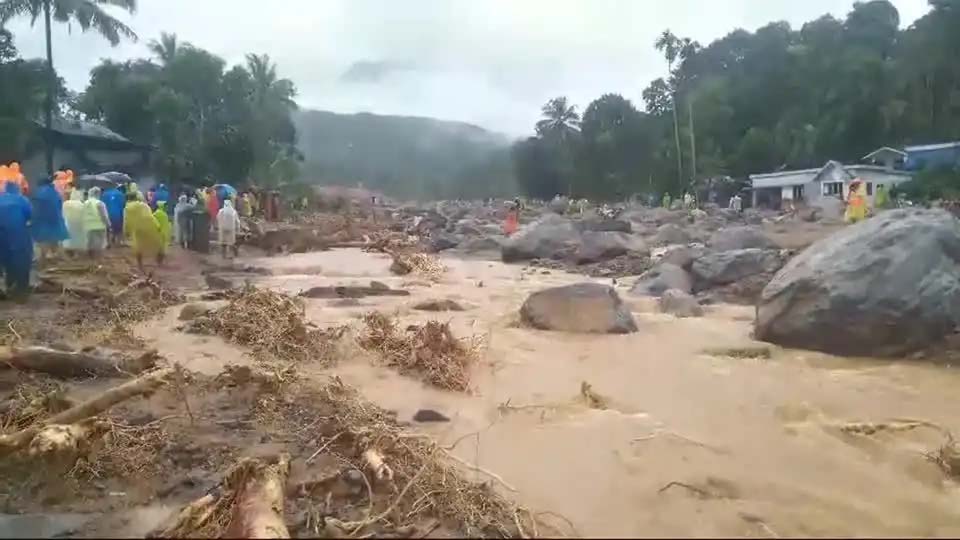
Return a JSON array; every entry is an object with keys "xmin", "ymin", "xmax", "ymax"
[
  {"xmin": 362, "ymin": 448, "xmax": 394, "ymax": 482},
  {"xmin": 224, "ymin": 455, "xmax": 291, "ymax": 539},
  {"xmin": 0, "ymin": 368, "xmax": 172, "ymax": 453},
  {"xmin": 27, "ymin": 419, "xmax": 107, "ymax": 458},
  {"xmin": 298, "ymin": 286, "xmax": 410, "ymax": 299},
  {"xmin": 0, "ymin": 346, "xmax": 160, "ymax": 379}
]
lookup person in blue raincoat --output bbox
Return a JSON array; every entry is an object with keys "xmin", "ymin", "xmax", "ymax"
[
  {"xmin": 155, "ymin": 183, "xmax": 171, "ymax": 215},
  {"xmin": 0, "ymin": 182, "xmax": 34, "ymax": 301},
  {"xmin": 31, "ymin": 177, "xmax": 69, "ymax": 263},
  {"xmin": 102, "ymin": 184, "xmax": 125, "ymax": 247}
]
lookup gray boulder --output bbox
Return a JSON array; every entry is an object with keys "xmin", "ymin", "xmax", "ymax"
[
  {"xmin": 652, "ymin": 223, "xmax": 692, "ymax": 246},
  {"xmin": 691, "ymin": 248, "xmax": 784, "ymax": 288},
  {"xmin": 577, "ymin": 218, "xmax": 632, "ymax": 233},
  {"xmin": 461, "ymin": 236, "xmax": 503, "ymax": 253},
  {"xmin": 709, "ymin": 226, "xmax": 778, "ymax": 251},
  {"xmin": 501, "ymin": 215, "xmax": 580, "ymax": 262},
  {"xmin": 426, "ymin": 233, "xmax": 460, "ymax": 253},
  {"xmin": 658, "ymin": 289, "xmax": 703, "ymax": 318},
  {"xmin": 630, "ymin": 263, "xmax": 693, "ymax": 296},
  {"xmin": 575, "ymin": 231, "xmax": 648, "ymax": 264},
  {"xmin": 660, "ymin": 244, "xmax": 706, "ymax": 269},
  {"xmin": 520, "ymin": 283, "xmax": 637, "ymax": 334},
  {"xmin": 756, "ymin": 209, "xmax": 960, "ymax": 356}
]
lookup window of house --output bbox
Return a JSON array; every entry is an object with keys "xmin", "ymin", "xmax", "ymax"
[
  {"xmin": 823, "ymin": 182, "xmax": 843, "ymax": 196},
  {"xmin": 866, "ymin": 183, "xmax": 873, "ymax": 195},
  {"xmin": 792, "ymin": 185, "xmax": 805, "ymax": 200}
]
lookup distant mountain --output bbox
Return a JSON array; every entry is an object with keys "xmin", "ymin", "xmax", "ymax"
[{"xmin": 294, "ymin": 109, "xmax": 517, "ymax": 200}]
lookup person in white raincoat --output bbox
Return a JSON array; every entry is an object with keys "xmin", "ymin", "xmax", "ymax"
[
  {"xmin": 217, "ymin": 199, "xmax": 241, "ymax": 258},
  {"xmin": 173, "ymin": 194, "xmax": 191, "ymax": 248},
  {"xmin": 62, "ymin": 189, "xmax": 88, "ymax": 254}
]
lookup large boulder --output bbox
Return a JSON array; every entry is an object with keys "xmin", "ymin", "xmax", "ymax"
[
  {"xmin": 501, "ymin": 215, "xmax": 580, "ymax": 262},
  {"xmin": 658, "ymin": 289, "xmax": 703, "ymax": 318},
  {"xmin": 575, "ymin": 231, "xmax": 648, "ymax": 264},
  {"xmin": 691, "ymin": 248, "xmax": 784, "ymax": 289},
  {"xmin": 460, "ymin": 236, "xmax": 504, "ymax": 253},
  {"xmin": 709, "ymin": 226, "xmax": 778, "ymax": 251},
  {"xmin": 659, "ymin": 244, "xmax": 706, "ymax": 269},
  {"xmin": 652, "ymin": 223, "xmax": 692, "ymax": 246},
  {"xmin": 756, "ymin": 209, "xmax": 960, "ymax": 356},
  {"xmin": 630, "ymin": 263, "xmax": 693, "ymax": 296},
  {"xmin": 425, "ymin": 233, "xmax": 460, "ymax": 253},
  {"xmin": 577, "ymin": 218, "xmax": 632, "ymax": 233},
  {"xmin": 520, "ymin": 283, "xmax": 637, "ymax": 334}
]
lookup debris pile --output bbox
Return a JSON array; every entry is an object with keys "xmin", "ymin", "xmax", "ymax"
[
  {"xmin": 358, "ymin": 312, "xmax": 481, "ymax": 391},
  {"xmin": 185, "ymin": 286, "xmax": 343, "ymax": 365},
  {"xmin": 389, "ymin": 252, "xmax": 447, "ymax": 281}
]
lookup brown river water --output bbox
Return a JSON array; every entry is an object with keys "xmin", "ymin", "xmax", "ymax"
[{"xmin": 137, "ymin": 248, "xmax": 960, "ymax": 538}]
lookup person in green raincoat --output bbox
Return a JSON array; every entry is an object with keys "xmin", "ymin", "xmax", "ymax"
[
  {"xmin": 662, "ymin": 192, "xmax": 672, "ymax": 209},
  {"xmin": 154, "ymin": 201, "xmax": 172, "ymax": 247},
  {"xmin": 124, "ymin": 192, "xmax": 165, "ymax": 270},
  {"xmin": 874, "ymin": 184, "xmax": 890, "ymax": 209}
]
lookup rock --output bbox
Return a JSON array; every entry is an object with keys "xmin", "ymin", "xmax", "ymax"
[
  {"xmin": 630, "ymin": 263, "xmax": 693, "ymax": 296},
  {"xmin": 708, "ymin": 226, "xmax": 778, "ymax": 251},
  {"xmin": 501, "ymin": 215, "xmax": 580, "ymax": 262},
  {"xmin": 651, "ymin": 223, "xmax": 691, "ymax": 246},
  {"xmin": 178, "ymin": 303, "xmax": 212, "ymax": 321},
  {"xmin": 413, "ymin": 409, "xmax": 450, "ymax": 422},
  {"xmin": 369, "ymin": 280, "xmax": 389, "ymax": 291},
  {"xmin": 756, "ymin": 209, "xmax": 960, "ymax": 356},
  {"xmin": 691, "ymin": 248, "xmax": 784, "ymax": 289},
  {"xmin": 204, "ymin": 274, "xmax": 234, "ymax": 290},
  {"xmin": 575, "ymin": 231, "xmax": 648, "ymax": 264},
  {"xmin": 577, "ymin": 218, "xmax": 632, "ymax": 233},
  {"xmin": 658, "ymin": 289, "xmax": 703, "ymax": 318},
  {"xmin": 413, "ymin": 299, "xmax": 465, "ymax": 312},
  {"xmin": 460, "ymin": 236, "xmax": 503, "ymax": 253},
  {"xmin": 426, "ymin": 233, "xmax": 460, "ymax": 253},
  {"xmin": 520, "ymin": 283, "xmax": 637, "ymax": 334},
  {"xmin": 659, "ymin": 245, "xmax": 706, "ymax": 269}
]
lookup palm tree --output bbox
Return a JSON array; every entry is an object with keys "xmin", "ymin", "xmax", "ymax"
[
  {"xmin": 655, "ymin": 29, "xmax": 684, "ymax": 194},
  {"xmin": 148, "ymin": 31, "xmax": 177, "ymax": 65},
  {"xmin": 0, "ymin": 0, "xmax": 137, "ymax": 177},
  {"xmin": 536, "ymin": 97, "xmax": 581, "ymax": 196},
  {"xmin": 245, "ymin": 53, "xmax": 297, "ymax": 110}
]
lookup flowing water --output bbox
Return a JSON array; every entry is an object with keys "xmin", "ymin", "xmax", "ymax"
[{"xmin": 139, "ymin": 248, "xmax": 960, "ymax": 537}]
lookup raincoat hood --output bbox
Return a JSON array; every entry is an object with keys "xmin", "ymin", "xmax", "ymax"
[
  {"xmin": 69, "ymin": 190, "xmax": 84, "ymax": 202},
  {"xmin": 88, "ymin": 187, "xmax": 101, "ymax": 200}
]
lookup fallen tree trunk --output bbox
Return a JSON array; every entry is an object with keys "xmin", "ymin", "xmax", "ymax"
[
  {"xmin": 0, "ymin": 346, "xmax": 160, "ymax": 379},
  {"xmin": 299, "ymin": 286, "xmax": 410, "ymax": 299},
  {"xmin": 149, "ymin": 454, "xmax": 291, "ymax": 539},
  {"xmin": 0, "ymin": 367, "xmax": 172, "ymax": 454}
]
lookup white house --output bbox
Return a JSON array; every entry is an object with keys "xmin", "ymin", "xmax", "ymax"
[{"xmin": 749, "ymin": 160, "xmax": 912, "ymax": 211}]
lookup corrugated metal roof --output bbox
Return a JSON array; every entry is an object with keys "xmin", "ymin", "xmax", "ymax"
[
  {"xmin": 749, "ymin": 169, "xmax": 819, "ymax": 188},
  {"xmin": 34, "ymin": 118, "xmax": 132, "ymax": 143},
  {"xmin": 750, "ymin": 161, "xmax": 913, "ymax": 189},
  {"xmin": 861, "ymin": 146, "xmax": 906, "ymax": 160},
  {"xmin": 904, "ymin": 141, "xmax": 960, "ymax": 153}
]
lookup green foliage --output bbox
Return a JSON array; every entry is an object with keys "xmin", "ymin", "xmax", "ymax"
[
  {"xmin": 892, "ymin": 167, "xmax": 960, "ymax": 201},
  {"xmin": 74, "ymin": 33, "xmax": 299, "ymax": 186},
  {"xmin": 514, "ymin": 0, "xmax": 960, "ymax": 202},
  {"xmin": 0, "ymin": 0, "xmax": 137, "ymax": 46}
]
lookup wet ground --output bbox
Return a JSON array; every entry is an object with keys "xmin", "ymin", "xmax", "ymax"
[{"xmin": 132, "ymin": 246, "xmax": 960, "ymax": 538}]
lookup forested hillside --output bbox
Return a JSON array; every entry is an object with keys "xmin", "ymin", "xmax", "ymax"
[
  {"xmin": 515, "ymin": 0, "xmax": 960, "ymax": 200},
  {"xmin": 294, "ymin": 110, "xmax": 516, "ymax": 200}
]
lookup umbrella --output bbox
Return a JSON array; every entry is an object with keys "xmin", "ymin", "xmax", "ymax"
[
  {"xmin": 213, "ymin": 183, "xmax": 237, "ymax": 198},
  {"xmin": 99, "ymin": 171, "xmax": 133, "ymax": 185},
  {"xmin": 76, "ymin": 174, "xmax": 118, "ymax": 191}
]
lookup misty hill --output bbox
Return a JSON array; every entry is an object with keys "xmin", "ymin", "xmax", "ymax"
[{"xmin": 295, "ymin": 110, "xmax": 517, "ymax": 199}]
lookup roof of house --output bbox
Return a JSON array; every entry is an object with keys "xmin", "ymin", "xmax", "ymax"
[
  {"xmin": 35, "ymin": 117, "xmax": 133, "ymax": 143},
  {"xmin": 904, "ymin": 141, "xmax": 960, "ymax": 153},
  {"xmin": 862, "ymin": 146, "xmax": 906, "ymax": 161},
  {"xmin": 750, "ymin": 161, "xmax": 912, "ymax": 189}
]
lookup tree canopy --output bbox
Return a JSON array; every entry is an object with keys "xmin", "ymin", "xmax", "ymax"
[{"xmin": 514, "ymin": 0, "xmax": 960, "ymax": 201}]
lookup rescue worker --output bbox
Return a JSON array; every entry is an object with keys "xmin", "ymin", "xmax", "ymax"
[
  {"xmin": 84, "ymin": 187, "xmax": 110, "ymax": 257},
  {"xmin": 31, "ymin": 177, "xmax": 69, "ymax": 263},
  {"xmin": 217, "ymin": 199, "xmax": 241, "ymax": 258},
  {"xmin": 124, "ymin": 192, "xmax": 165, "ymax": 270},
  {"xmin": 0, "ymin": 182, "xmax": 33, "ymax": 301},
  {"xmin": 844, "ymin": 179, "xmax": 867, "ymax": 224},
  {"xmin": 62, "ymin": 189, "xmax": 88, "ymax": 256}
]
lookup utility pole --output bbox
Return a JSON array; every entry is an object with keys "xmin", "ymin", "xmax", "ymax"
[
  {"xmin": 43, "ymin": 0, "xmax": 55, "ymax": 178},
  {"xmin": 688, "ymin": 98, "xmax": 697, "ymax": 195}
]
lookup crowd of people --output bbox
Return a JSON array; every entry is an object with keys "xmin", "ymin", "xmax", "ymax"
[{"xmin": 0, "ymin": 170, "xmax": 285, "ymax": 302}]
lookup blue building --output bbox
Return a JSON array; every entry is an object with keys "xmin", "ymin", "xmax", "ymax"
[{"xmin": 903, "ymin": 142, "xmax": 960, "ymax": 171}]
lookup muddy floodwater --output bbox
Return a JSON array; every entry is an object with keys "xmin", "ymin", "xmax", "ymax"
[{"xmin": 139, "ymin": 248, "xmax": 960, "ymax": 538}]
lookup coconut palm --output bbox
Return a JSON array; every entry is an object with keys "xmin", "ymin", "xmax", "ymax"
[
  {"xmin": 655, "ymin": 29, "xmax": 685, "ymax": 193},
  {"xmin": 245, "ymin": 53, "xmax": 297, "ymax": 110},
  {"xmin": 535, "ymin": 96, "xmax": 580, "ymax": 139},
  {"xmin": 148, "ymin": 31, "xmax": 177, "ymax": 65},
  {"xmin": 0, "ymin": 0, "xmax": 138, "ymax": 176}
]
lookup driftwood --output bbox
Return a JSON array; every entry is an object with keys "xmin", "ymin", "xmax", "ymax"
[
  {"xmin": 0, "ymin": 368, "xmax": 172, "ymax": 453},
  {"xmin": 299, "ymin": 286, "xmax": 410, "ymax": 300},
  {"xmin": 149, "ymin": 454, "xmax": 291, "ymax": 539},
  {"xmin": 0, "ymin": 346, "xmax": 160, "ymax": 379},
  {"xmin": 34, "ymin": 277, "xmax": 103, "ymax": 299}
]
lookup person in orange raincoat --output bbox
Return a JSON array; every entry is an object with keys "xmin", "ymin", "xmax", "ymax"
[
  {"xmin": 503, "ymin": 198, "xmax": 522, "ymax": 236},
  {"xmin": 9, "ymin": 163, "xmax": 28, "ymax": 196}
]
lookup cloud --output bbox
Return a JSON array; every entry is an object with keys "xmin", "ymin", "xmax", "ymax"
[{"xmin": 3, "ymin": 0, "xmax": 930, "ymax": 136}]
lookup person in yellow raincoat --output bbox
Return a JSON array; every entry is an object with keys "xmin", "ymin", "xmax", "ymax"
[
  {"xmin": 154, "ymin": 201, "xmax": 173, "ymax": 247},
  {"xmin": 844, "ymin": 179, "xmax": 867, "ymax": 224},
  {"xmin": 124, "ymin": 192, "xmax": 165, "ymax": 269}
]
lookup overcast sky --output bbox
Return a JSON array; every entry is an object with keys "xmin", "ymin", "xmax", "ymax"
[{"xmin": 4, "ymin": 0, "xmax": 930, "ymax": 136}]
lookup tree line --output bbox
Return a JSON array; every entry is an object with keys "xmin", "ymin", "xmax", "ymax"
[
  {"xmin": 1, "ymin": 0, "xmax": 300, "ymax": 188},
  {"xmin": 513, "ymin": 0, "xmax": 960, "ymax": 201}
]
